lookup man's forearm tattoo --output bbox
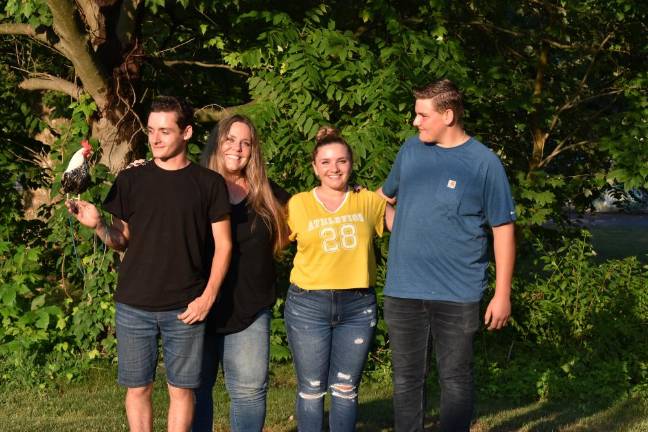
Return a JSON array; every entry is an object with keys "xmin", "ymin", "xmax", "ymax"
[
  {"xmin": 95, "ymin": 218, "xmax": 111, "ymax": 245},
  {"xmin": 95, "ymin": 218, "xmax": 126, "ymax": 249}
]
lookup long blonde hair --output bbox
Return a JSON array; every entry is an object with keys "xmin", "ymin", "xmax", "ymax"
[{"xmin": 201, "ymin": 114, "xmax": 288, "ymax": 256}]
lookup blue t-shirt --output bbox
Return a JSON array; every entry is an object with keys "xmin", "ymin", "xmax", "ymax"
[{"xmin": 382, "ymin": 136, "xmax": 516, "ymax": 302}]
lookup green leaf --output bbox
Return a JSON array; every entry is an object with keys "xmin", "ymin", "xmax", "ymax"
[
  {"xmin": 31, "ymin": 294, "xmax": 46, "ymax": 311},
  {"xmin": 1, "ymin": 286, "xmax": 17, "ymax": 306},
  {"xmin": 34, "ymin": 312, "xmax": 49, "ymax": 329},
  {"xmin": 303, "ymin": 117, "xmax": 313, "ymax": 135}
]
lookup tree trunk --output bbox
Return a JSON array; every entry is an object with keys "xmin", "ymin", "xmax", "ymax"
[
  {"xmin": 93, "ymin": 108, "xmax": 145, "ymax": 172},
  {"xmin": 529, "ymin": 44, "xmax": 549, "ymax": 172}
]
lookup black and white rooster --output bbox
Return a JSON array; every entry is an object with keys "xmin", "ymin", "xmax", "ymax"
[{"xmin": 62, "ymin": 139, "xmax": 93, "ymax": 196}]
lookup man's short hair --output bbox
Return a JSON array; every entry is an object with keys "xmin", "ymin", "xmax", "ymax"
[
  {"xmin": 150, "ymin": 96, "xmax": 194, "ymax": 129},
  {"xmin": 413, "ymin": 79, "xmax": 464, "ymax": 122}
]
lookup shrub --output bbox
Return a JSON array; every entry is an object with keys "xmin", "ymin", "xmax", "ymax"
[{"xmin": 476, "ymin": 232, "xmax": 648, "ymax": 401}]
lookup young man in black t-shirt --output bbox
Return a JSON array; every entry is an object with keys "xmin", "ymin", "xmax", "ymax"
[{"xmin": 66, "ymin": 97, "xmax": 231, "ymax": 432}]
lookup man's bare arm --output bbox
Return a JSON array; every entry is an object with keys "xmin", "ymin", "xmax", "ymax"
[
  {"xmin": 95, "ymin": 217, "xmax": 129, "ymax": 251},
  {"xmin": 178, "ymin": 217, "xmax": 232, "ymax": 324},
  {"xmin": 484, "ymin": 222, "xmax": 515, "ymax": 330},
  {"xmin": 376, "ymin": 187, "xmax": 397, "ymax": 231},
  {"xmin": 385, "ymin": 204, "xmax": 395, "ymax": 231},
  {"xmin": 66, "ymin": 199, "xmax": 129, "ymax": 251}
]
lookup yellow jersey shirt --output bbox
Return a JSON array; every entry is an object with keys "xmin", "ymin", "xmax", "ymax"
[{"xmin": 287, "ymin": 188, "xmax": 386, "ymax": 290}]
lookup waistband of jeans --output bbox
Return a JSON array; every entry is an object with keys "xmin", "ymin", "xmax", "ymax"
[{"xmin": 290, "ymin": 284, "xmax": 374, "ymax": 294}]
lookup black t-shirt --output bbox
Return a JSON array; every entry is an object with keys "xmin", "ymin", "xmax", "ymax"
[
  {"xmin": 207, "ymin": 182, "xmax": 290, "ymax": 334},
  {"xmin": 103, "ymin": 161, "xmax": 230, "ymax": 311}
]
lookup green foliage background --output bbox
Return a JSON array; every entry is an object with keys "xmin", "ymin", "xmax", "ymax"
[{"xmin": 1, "ymin": 0, "xmax": 646, "ymax": 402}]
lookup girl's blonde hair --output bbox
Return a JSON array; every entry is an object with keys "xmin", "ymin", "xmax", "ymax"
[{"xmin": 201, "ymin": 114, "xmax": 288, "ymax": 255}]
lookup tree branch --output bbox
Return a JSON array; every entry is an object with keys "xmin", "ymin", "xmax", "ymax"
[
  {"xmin": 539, "ymin": 140, "xmax": 590, "ymax": 168},
  {"xmin": 538, "ymin": 101, "xmax": 615, "ymax": 168},
  {"xmin": 19, "ymin": 75, "xmax": 82, "ymax": 99},
  {"xmin": 528, "ymin": 0, "xmax": 567, "ymax": 15},
  {"xmin": 194, "ymin": 102, "xmax": 256, "ymax": 123},
  {"xmin": 468, "ymin": 20, "xmax": 624, "ymax": 53},
  {"xmin": 530, "ymin": 32, "xmax": 619, "ymax": 172},
  {"xmin": 76, "ymin": 0, "xmax": 105, "ymax": 48},
  {"xmin": 0, "ymin": 23, "xmax": 53, "ymax": 45},
  {"xmin": 545, "ymin": 33, "xmax": 616, "ymax": 138},
  {"xmin": 46, "ymin": 0, "xmax": 110, "ymax": 110},
  {"xmin": 574, "ymin": 33, "xmax": 615, "ymax": 97},
  {"xmin": 163, "ymin": 60, "xmax": 249, "ymax": 76}
]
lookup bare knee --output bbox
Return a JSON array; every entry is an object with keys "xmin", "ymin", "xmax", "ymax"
[
  {"xmin": 167, "ymin": 383, "xmax": 194, "ymax": 402},
  {"xmin": 331, "ymin": 383, "xmax": 357, "ymax": 400},
  {"xmin": 298, "ymin": 391, "xmax": 326, "ymax": 400},
  {"xmin": 127, "ymin": 384, "xmax": 154, "ymax": 400}
]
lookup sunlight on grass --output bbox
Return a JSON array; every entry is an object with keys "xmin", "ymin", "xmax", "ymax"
[
  {"xmin": 474, "ymin": 397, "xmax": 648, "ymax": 432},
  {"xmin": 0, "ymin": 362, "xmax": 645, "ymax": 431}
]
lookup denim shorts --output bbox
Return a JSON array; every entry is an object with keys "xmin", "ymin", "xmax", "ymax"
[{"xmin": 115, "ymin": 302, "xmax": 205, "ymax": 388}]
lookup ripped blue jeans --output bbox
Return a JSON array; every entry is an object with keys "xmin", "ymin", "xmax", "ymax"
[{"xmin": 284, "ymin": 284, "xmax": 377, "ymax": 432}]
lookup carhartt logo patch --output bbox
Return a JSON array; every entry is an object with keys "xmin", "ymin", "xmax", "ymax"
[{"xmin": 447, "ymin": 179, "xmax": 457, "ymax": 189}]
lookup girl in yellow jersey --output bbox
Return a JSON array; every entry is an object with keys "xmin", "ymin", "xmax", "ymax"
[{"xmin": 285, "ymin": 126, "xmax": 393, "ymax": 432}]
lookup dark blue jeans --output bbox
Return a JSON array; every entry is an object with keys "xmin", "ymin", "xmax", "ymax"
[
  {"xmin": 384, "ymin": 296, "xmax": 480, "ymax": 432},
  {"xmin": 285, "ymin": 285, "xmax": 377, "ymax": 432}
]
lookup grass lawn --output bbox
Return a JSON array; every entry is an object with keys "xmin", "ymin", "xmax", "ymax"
[
  {"xmin": 2, "ymin": 217, "xmax": 645, "ymax": 431},
  {"xmin": 1, "ymin": 362, "xmax": 646, "ymax": 431}
]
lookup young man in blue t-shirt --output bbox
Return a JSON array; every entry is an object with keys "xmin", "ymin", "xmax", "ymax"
[{"xmin": 378, "ymin": 79, "xmax": 516, "ymax": 432}]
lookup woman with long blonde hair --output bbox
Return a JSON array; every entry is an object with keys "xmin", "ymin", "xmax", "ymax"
[{"xmin": 193, "ymin": 114, "xmax": 289, "ymax": 432}]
